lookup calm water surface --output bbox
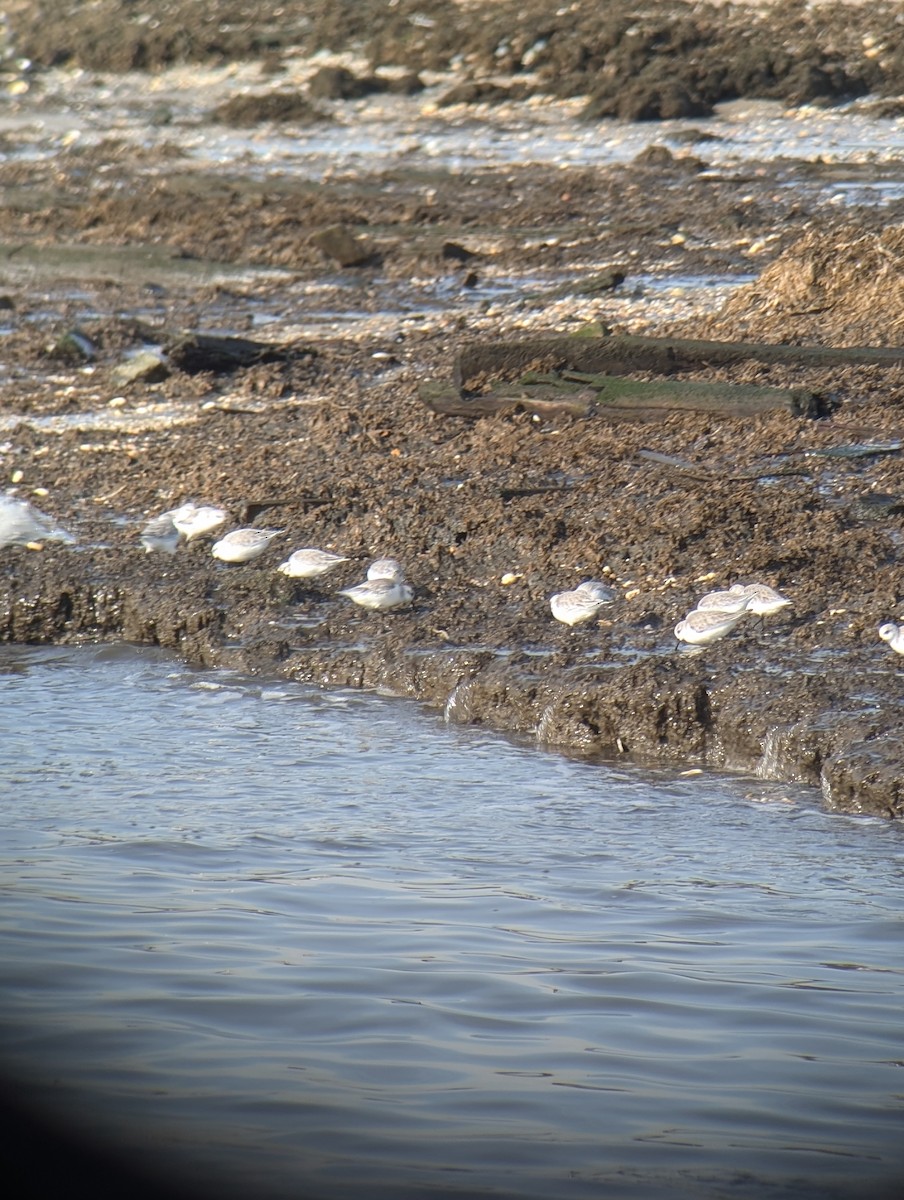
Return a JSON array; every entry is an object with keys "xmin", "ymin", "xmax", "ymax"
[{"xmin": 1, "ymin": 645, "xmax": 902, "ymax": 1200}]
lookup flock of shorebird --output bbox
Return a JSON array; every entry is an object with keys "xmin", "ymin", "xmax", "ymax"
[
  {"xmin": 137, "ymin": 502, "xmax": 414, "ymax": 610},
  {"xmin": 674, "ymin": 582, "xmax": 792, "ymax": 644},
  {"xmin": 549, "ymin": 576, "xmax": 794, "ymax": 645},
  {"xmin": 2, "ymin": 490, "xmax": 903, "ymax": 653}
]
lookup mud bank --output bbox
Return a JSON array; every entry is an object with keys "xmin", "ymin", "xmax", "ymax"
[
  {"xmin": 1, "ymin": 541, "xmax": 902, "ymax": 817},
  {"xmin": 1, "ymin": 3, "xmax": 904, "ymax": 818},
  {"xmin": 2, "ymin": 297, "xmax": 904, "ymax": 820},
  {"xmin": 6, "ymin": 0, "xmax": 904, "ymax": 113}
]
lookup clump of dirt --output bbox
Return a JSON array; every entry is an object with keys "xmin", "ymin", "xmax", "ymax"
[
  {"xmin": 307, "ymin": 65, "xmax": 423, "ymax": 99},
  {"xmin": 696, "ymin": 225, "xmax": 904, "ymax": 346},
  {"xmin": 210, "ymin": 92, "xmax": 329, "ymax": 126}
]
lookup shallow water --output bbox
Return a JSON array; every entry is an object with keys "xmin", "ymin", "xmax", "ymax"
[
  {"xmin": 5, "ymin": 64, "xmax": 904, "ymax": 179},
  {"xmin": 1, "ymin": 644, "xmax": 903, "ymax": 1200}
]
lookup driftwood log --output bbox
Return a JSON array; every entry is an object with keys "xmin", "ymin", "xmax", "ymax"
[
  {"xmin": 418, "ymin": 332, "xmax": 904, "ymax": 421},
  {"xmin": 524, "ymin": 370, "xmax": 816, "ymax": 417},
  {"xmin": 418, "ymin": 376, "xmax": 815, "ymax": 420},
  {"xmin": 454, "ymin": 332, "xmax": 904, "ymax": 389}
]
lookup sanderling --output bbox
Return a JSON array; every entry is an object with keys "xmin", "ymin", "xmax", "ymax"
[
  {"xmin": 879, "ymin": 623, "xmax": 904, "ymax": 656},
  {"xmin": 695, "ymin": 587, "xmax": 752, "ymax": 615},
  {"xmin": 675, "ymin": 608, "xmax": 749, "ymax": 645},
  {"xmin": 139, "ymin": 512, "xmax": 181, "ymax": 555},
  {"xmin": 0, "ymin": 492, "xmax": 75, "ymax": 549},
  {"xmin": 339, "ymin": 578, "xmax": 414, "ymax": 611},
  {"xmin": 736, "ymin": 582, "xmax": 791, "ymax": 615},
  {"xmin": 212, "ymin": 528, "xmax": 284, "ymax": 563},
  {"xmin": 366, "ymin": 557, "xmax": 406, "ymax": 583},
  {"xmin": 277, "ymin": 547, "xmax": 350, "ymax": 579},
  {"xmin": 577, "ymin": 579, "xmax": 616, "ymax": 602},
  {"xmin": 172, "ymin": 504, "xmax": 228, "ymax": 542},
  {"xmin": 164, "ymin": 501, "xmax": 200, "ymax": 522},
  {"xmin": 550, "ymin": 580, "xmax": 616, "ymax": 626}
]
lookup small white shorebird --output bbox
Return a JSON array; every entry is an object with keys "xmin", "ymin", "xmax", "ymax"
[
  {"xmin": 366, "ymin": 557, "xmax": 406, "ymax": 583},
  {"xmin": 736, "ymin": 582, "xmax": 791, "ymax": 616},
  {"xmin": 695, "ymin": 587, "xmax": 752, "ymax": 615},
  {"xmin": 339, "ymin": 577, "xmax": 413, "ymax": 611},
  {"xmin": 0, "ymin": 491, "xmax": 75, "ymax": 549},
  {"xmin": 878, "ymin": 623, "xmax": 904, "ymax": 656},
  {"xmin": 675, "ymin": 608, "xmax": 749, "ymax": 646},
  {"xmin": 139, "ymin": 512, "xmax": 181, "ymax": 555},
  {"xmin": 172, "ymin": 504, "xmax": 229, "ymax": 542},
  {"xmin": 212, "ymin": 528, "xmax": 284, "ymax": 563},
  {"xmin": 277, "ymin": 547, "xmax": 350, "ymax": 579},
  {"xmin": 550, "ymin": 579, "xmax": 616, "ymax": 627}
]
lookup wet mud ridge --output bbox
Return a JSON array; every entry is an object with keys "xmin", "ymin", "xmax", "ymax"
[{"xmin": 1, "ymin": 1, "xmax": 904, "ymax": 817}]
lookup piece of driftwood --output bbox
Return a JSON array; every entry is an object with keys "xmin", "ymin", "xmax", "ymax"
[
  {"xmin": 419, "ymin": 375, "xmax": 814, "ymax": 420},
  {"xmin": 636, "ymin": 448, "xmax": 815, "ymax": 483},
  {"xmin": 454, "ymin": 332, "xmax": 904, "ymax": 389},
  {"xmin": 526, "ymin": 268, "xmax": 626, "ymax": 302},
  {"xmin": 548, "ymin": 371, "xmax": 815, "ymax": 417},
  {"xmin": 498, "ymin": 483, "xmax": 575, "ymax": 500},
  {"xmin": 806, "ymin": 440, "xmax": 903, "ymax": 459},
  {"xmin": 418, "ymin": 380, "xmax": 594, "ymax": 418}
]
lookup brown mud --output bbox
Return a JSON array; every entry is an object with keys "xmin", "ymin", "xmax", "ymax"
[
  {"xmin": 6, "ymin": 1, "xmax": 904, "ymax": 112},
  {"xmin": 1, "ymin": 1, "xmax": 903, "ymax": 817}
]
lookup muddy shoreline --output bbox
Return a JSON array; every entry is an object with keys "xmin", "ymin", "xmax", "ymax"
[
  {"xmin": 7, "ymin": 1, "xmax": 904, "ymax": 112},
  {"xmin": 1, "ymin": 1, "xmax": 903, "ymax": 817}
]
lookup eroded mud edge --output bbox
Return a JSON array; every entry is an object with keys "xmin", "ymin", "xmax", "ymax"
[{"xmin": 4, "ymin": 566, "xmax": 900, "ymax": 820}]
